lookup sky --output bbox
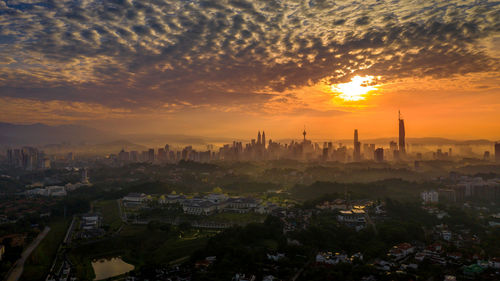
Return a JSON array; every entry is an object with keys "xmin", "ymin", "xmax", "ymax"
[{"xmin": 0, "ymin": 0, "xmax": 499, "ymax": 140}]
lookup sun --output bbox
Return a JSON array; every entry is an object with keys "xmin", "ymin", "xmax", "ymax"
[{"xmin": 331, "ymin": 76, "xmax": 377, "ymax": 101}]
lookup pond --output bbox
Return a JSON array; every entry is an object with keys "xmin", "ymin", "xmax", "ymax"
[{"xmin": 91, "ymin": 256, "xmax": 135, "ymax": 280}]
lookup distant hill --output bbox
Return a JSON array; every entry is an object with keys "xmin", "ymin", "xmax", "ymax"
[
  {"xmin": 1, "ymin": 122, "xmax": 496, "ymax": 150},
  {"xmin": 41, "ymin": 140, "xmax": 148, "ymax": 155},
  {"xmin": 0, "ymin": 122, "xmax": 115, "ymax": 146},
  {"xmin": 328, "ymin": 137, "xmax": 496, "ymax": 146},
  {"xmin": 124, "ymin": 133, "xmax": 235, "ymax": 148},
  {"xmin": 88, "ymin": 140, "xmax": 147, "ymax": 153}
]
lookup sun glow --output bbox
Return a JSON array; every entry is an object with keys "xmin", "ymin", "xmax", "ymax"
[{"xmin": 331, "ymin": 76, "xmax": 377, "ymax": 101}]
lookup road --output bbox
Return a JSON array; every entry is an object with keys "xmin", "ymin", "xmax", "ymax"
[{"xmin": 5, "ymin": 226, "xmax": 51, "ymax": 281}]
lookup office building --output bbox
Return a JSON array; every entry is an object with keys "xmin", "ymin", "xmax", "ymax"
[
  {"xmin": 353, "ymin": 129, "xmax": 361, "ymax": 162},
  {"xmin": 496, "ymin": 143, "xmax": 500, "ymax": 163},
  {"xmin": 374, "ymin": 148, "xmax": 384, "ymax": 162},
  {"xmin": 399, "ymin": 111, "xmax": 406, "ymax": 155}
]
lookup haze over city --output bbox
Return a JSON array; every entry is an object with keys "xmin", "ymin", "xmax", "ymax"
[{"xmin": 0, "ymin": 0, "xmax": 499, "ymax": 140}]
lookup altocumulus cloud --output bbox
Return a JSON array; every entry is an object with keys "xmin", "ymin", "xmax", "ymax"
[{"xmin": 0, "ymin": 0, "xmax": 498, "ymax": 111}]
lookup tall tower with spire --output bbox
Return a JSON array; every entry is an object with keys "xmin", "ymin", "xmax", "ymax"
[
  {"xmin": 257, "ymin": 131, "xmax": 261, "ymax": 146},
  {"xmin": 302, "ymin": 126, "xmax": 307, "ymax": 142},
  {"xmin": 398, "ymin": 111, "xmax": 406, "ymax": 155},
  {"xmin": 262, "ymin": 131, "xmax": 266, "ymax": 149}
]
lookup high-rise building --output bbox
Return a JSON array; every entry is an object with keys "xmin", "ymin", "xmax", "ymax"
[
  {"xmin": 262, "ymin": 131, "xmax": 266, "ymax": 149},
  {"xmin": 130, "ymin": 151, "xmax": 139, "ymax": 162},
  {"xmin": 81, "ymin": 168, "xmax": 89, "ymax": 184},
  {"xmin": 118, "ymin": 149, "xmax": 130, "ymax": 162},
  {"xmin": 158, "ymin": 148, "xmax": 167, "ymax": 161},
  {"xmin": 495, "ymin": 142, "xmax": 500, "ymax": 162},
  {"xmin": 484, "ymin": 151, "xmax": 490, "ymax": 161},
  {"xmin": 389, "ymin": 141, "xmax": 398, "ymax": 153},
  {"xmin": 363, "ymin": 143, "xmax": 375, "ymax": 160},
  {"xmin": 148, "ymin": 148, "xmax": 155, "ymax": 162},
  {"xmin": 399, "ymin": 110, "xmax": 406, "ymax": 155},
  {"xmin": 257, "ymin": 131, "xmax": 262, "ymax": 146},
  {"xmin": 353, "ymin": 129, "xmax": 361, "ymax": 161},
  {"xmin": 374, "ymin": 148, "xmax": 384, "ymax": 162}
]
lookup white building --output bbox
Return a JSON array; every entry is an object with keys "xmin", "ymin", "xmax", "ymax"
[
  {"xmin": 183, "ymin": 201, "xmax": 218, "ymax": 216},
  {"xmin": 81, "ymin": 213, "xmax": 101, "ymax": 230},
  {"xmin": 26, "ymin": 186, "xmax": 66, "ymax": 197},
  {"xmin": 421, "ymin": 191, "xmax": 439, "ymax": 204},
  {"xmin": 225, "ymin": 197, "xmax": 259, "ymax": 213},
  {"xmin": 123, "ymin": 193, "xmax": 147, "ymax": 203},
  {"xmin": 205, "ymin": 193, "xmax": 228, "ymax": 204}
]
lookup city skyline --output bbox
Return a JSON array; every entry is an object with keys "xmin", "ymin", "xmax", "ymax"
[
  {"xmin": 0, "ymin": 1, "xmax": 499, "ymax": 139},
  {"xmin": 7, "ymin": 112, "xmax": 500, "ymax": 167}
]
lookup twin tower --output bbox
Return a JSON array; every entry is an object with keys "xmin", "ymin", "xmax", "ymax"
[{"xmin": 256, "ymin": 131, "xmax": 266, "ymax": 148}]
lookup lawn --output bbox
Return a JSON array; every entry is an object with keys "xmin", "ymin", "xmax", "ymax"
[
  {"xmin": 208, "ymin": 212, "xmax": 267, "ymax": 224},
  {"xmin": 68, "ymin": 224, "xmax": 211, "ymax": 279},
  {"xmin": 93, "ymin": 199, "xmax": 123, "ymax": 233},
  {"xmin": 21, "ymin": 218, "xmax": 71, "ymax": 281}
]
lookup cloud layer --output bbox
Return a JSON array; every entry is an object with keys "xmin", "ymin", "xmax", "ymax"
[{"xmin": 0, "ymin": 0, "xmax": 499, "ymax": 115}]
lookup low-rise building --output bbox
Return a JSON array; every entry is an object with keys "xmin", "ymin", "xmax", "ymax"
[
  {"xmin": 441, "ymin": 230, "xmax": 452, "ymax": 241},
  {"xmin": 489, "ymin": 257, "xmax": 500, "ymax": 269},
  {"xmin": 225, "ymin": 197, "xmax": 259, "ymax": 213},
  {"xmin": 81, "ymin": 213, "xmax": 101, "ymax": 230},
  {"xmin": 159, "ymin": 194, "xmax": 186, "ymax": 204},
  {"xmin": 316, "ymin": 251, "xmax": 349, "ymax": 265},
  {"xmin": 25, "ymin": 186, "xmax": 67, "ymax": 197},
  {"xmin": 183, "ymin": 201, "xmax": 218, "ymax": 215},
  {"xmin": 337, "ymin": 209, "xmax": 366, "ymax": 231},
  {"xmin": 421, "ymin": 191, "xmax": 439, "ymax": 204},
  {"xmin": 316, "ymin": 199, "xmax": 348, "ymax": 210},
  {"xmin": 389, "ymin": 243, "xmax": 414, "ymax": 260},
  {"xmin": 123, "ymin": 193, "xmax": 147, "ymax": 203}
]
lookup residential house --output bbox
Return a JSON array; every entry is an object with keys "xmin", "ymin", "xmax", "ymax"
[
  {"xmin": 389, "ymin": 243, "xmax": 415, "ymax": 260},
  {"xmin": 316, "ymin": 252, "xmax": 349, "ymax": 265}
]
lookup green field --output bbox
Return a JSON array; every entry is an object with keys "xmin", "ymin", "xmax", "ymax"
[
  {"xmin": 93, "ymin": 200, "xmax": 123, "ymax": 233},
  {"xmin": 21, "ymin": 218, "xmax": 71, "ymax": 281},
  {"xmin": 68, "ymin": 224, "xmax": 210, "ymax": 280}
]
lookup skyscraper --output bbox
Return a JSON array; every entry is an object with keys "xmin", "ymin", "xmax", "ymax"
[
  {"xmin": 257, "ymin": 131, "xmax": 262, "ymax": 145},
  {"xmin": 495, "ymin": 142, "xmax": 500, "ymax": 163},
  {"xmin": 262, "ymin": 131, "xmax": 266, "ymax": 149},
  {"xmin": 398, "ymin": 110, "xmax": 406, "ymax": 154},
  {"xmin": 353, "ymin": 129, "xmax": 361, "ymax": 161},
  {"xmin": 374, "ymin": 148, "xmax": 384, "ymax": 162},
  {"xmin": 148, "ymin": 148, "xmax": 155, "ymax": 162},
  {"xmin": 81, "ymin": 168, "xmax": 89, "ymax": 184}
]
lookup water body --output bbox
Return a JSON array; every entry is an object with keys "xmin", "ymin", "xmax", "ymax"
[{"xmin": 92, "ymin": 257, "xmax": 134, "ymax": 280}]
